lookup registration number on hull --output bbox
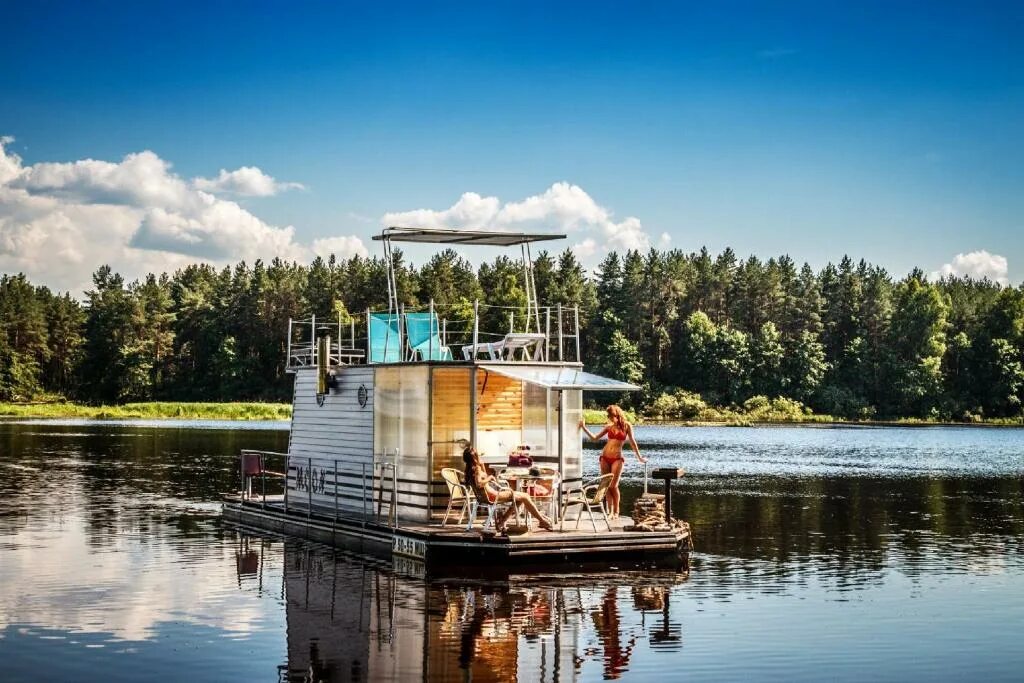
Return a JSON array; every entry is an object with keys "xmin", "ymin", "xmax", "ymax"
[{"xmin": 392, "ymin": 535, "xmax": 427, "ymax": 560}]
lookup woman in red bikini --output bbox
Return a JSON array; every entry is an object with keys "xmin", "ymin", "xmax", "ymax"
[
  {"xmin": 463, "ymin": 446, "xmax": 554, "ymax": 533},
  {"xmin": 578, "ymin": 405, "xmax": 646, "ymax": 519}
]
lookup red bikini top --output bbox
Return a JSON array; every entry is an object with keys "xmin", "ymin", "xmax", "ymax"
[{"xmin": 607, "ymin": 426, "xmax": 627, "ymax": 441}]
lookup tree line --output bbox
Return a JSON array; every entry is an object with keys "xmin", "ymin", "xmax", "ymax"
[{"xmin": 1, "ymin": 247, "xmax": 1022, "ymax": 420}]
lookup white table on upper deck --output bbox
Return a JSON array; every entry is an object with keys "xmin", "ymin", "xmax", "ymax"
[{"xmin": 462, "ymin": 332, "xmax": 547, "ymax": 361}]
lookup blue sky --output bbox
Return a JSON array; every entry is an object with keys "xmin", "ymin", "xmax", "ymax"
[{"xmin": 1, "ymin": 1, "xmax": 1021, "ymax": 291}]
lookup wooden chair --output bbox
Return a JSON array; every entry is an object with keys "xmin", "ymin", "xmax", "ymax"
[
  {"xmin": 440, "ymin": 468, "xmax": 471, "ymax": 526},
  {"xmin": 560, "ymin": 473, "xmax": 614, "ymax": 532}
]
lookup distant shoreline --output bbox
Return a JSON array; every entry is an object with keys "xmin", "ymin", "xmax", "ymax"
[
  {"xmin": 2, "ymin": 402, "xmax": 1018, "ymax": 427},
  {"xmin": 0, "ymin": 401, "xmax": 290, "ymax": 421},
  {"xmin": 581, "ymin": 408, "xmax": 1022, "ymax": 428}
]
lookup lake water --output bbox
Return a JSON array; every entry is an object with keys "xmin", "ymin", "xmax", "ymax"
[{"xmin": 1, "ymin": 421, "xmax": 1022, "ymax": 682}]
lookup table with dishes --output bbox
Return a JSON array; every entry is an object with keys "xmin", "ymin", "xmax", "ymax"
[{"xmin": 498, "ymin": 466, "xmax": 560, "ymax": 526}]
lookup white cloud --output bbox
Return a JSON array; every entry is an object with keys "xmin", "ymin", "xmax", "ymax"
[
  {"xmin": 382, "ymin": 181, "xmax": 654, "ymax": 257},
  {"xmin": 193, "ymin": 166, "xmax": 304, "ymax": 197},
  {"xmin": 12, "ymin": 149, "xmax": 190, "ymax": 207},
  {"xmin": 311, "ymin": 234, "xmax": 369, "ymax": 260},
  {"xmin": 0, "ymin": 137, "xmax": 361, "ymax": 293},
  {"xmin": 571, "ymin": 238, "xmax": 598, "ymax": 259},
  {"xmin": 384, "ymin": 191, "xmax": 501, "ymax": 231},
  {"xmin": 932, "ymin": 250, "xmax": 1009, "ymax": 285}
]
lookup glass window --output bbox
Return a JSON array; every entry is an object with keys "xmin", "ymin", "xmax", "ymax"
[
  {"xmin": 555, "ymin": 389, "xmax": 583, "ymax": 481},
  {"xmin": 374, "ymin": 366, "xmax": 430, "ymax": 482},
  {"xmin": 522, "ymin": 382, "xmax": 550, "ymax": 462}
]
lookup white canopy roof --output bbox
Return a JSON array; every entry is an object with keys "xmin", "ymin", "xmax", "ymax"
[
  {"xmin": 373, "ymin": 227, "xmax": 566, "ymax": 246},
  {"xmin": 479, "ymin": 364, "xmax": 640, "ymax": 391}
]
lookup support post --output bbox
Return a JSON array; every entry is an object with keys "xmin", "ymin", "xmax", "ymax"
[
  {"xmin": 284, "ymin": 455, "xmax": 290, "ymax": 514},
  {"xmin": 427, "ymin": 367, "xmax": 434, "ymax": 521},
  {"xmin": 350, "ymin": 318, "xmax": 355, "ymax": 350},
  {"xmin": 308, "ymin": 456, "xmax": 313, "ymax": 519},
  {"xmin": 240, "ymin": 452, "xmax": 247, "ymax": 500},
  {"xmin": 334, "ymin": 459, "xmax": 339, "ymax": 526},
  {"xmin": 557, "ymin": 389, "xmax": 565, "ymax": 530},
  {"xmin": 574, "ymin": 305, "xmax": 581, "ymax": 362},
  {"xmin": 311, "ymin": 315, "xmax": 316, "ymax": 365},
  {"xmin": 261, "ymin": 453, "xmax": 266, "ymax": 510},
  {"xmin": 470, "ymin": 366, "xmax": 478, "ymax": 456},
  {"xmin": 472, "ymin": 300, "xmax": 479, "ymax": 359},
  {"xmin": 545, "ymin": 307, "xmax": 551, "ymax": 362},
  {"xmin": 365, "ymin": 308, "xmax": 372, "ymax": 363},
  {"xmin": 400, "ymin": 304, "xmax": 406, "ymax": 361},
  {"xmin": 286, "ymin": 318, "xmax": 293, "ymax": 368},
  {"xmin": 557, "ymin": 304, "xmax": 563, "ymax": 362},
  {"xmin": 362, "ymin": 462, "xmax": 367, "ymax": 526},
  {"xmin": 429, "ymin": 298, "xmax": 435, "ymax": 361},
  {"xmin": 392, "ymin": 451, "xmax": 399, "ymax": 529}
]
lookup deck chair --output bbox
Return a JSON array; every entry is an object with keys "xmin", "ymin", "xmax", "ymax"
[
  {"xmin": 528, "ymin": 466, "xmax": 561, "ymax": 520},
  {"xmin": 465, "ymin": 479, "xmax": 522, "ymax": 532},
  {"xmin": 369, "ymin": 312, "xmax": 401, "ymax": 363},
  {"xmin": 440, "ymin": 468, "xmax": 471, "ymax": 526},
  {"xmin": 560, "ymin": 473, "xmax": 614, "ymax": 532},
  {"xmin": 404, "ymin": 311, "xmax": 453, "ymax": 361}
]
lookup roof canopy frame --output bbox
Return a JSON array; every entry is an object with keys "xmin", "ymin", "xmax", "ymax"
[
  {"xmin": 376, "ymin": 226, "xmax": 566, "ymax": 337},
  {"xmin": 478, "ymin": 363, "xmax": 641, "ymax": 392},
  {"xmin": 373, "ymin": 226, "xmax": 566, "ymax": 247}
]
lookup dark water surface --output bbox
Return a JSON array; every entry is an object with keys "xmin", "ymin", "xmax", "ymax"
[{"xmin": 1, "ymin": 421, "xmax": 1022, "ymax": 682}]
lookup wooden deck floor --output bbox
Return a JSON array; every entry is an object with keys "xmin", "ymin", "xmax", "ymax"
[{"xmin": 223, "ymin": 497, "xmax": 691, "ymax": 567}]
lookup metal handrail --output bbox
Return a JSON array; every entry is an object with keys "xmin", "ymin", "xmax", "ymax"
[
  {"xmin": 240, "ymin": 449, "xmax": 288, "ymax": 510},
  {"xmin": 287, "ymin": 302, "xmax": 584, "ymax": 368},
  {"xmin": 242, "ymin": 450, "xmax": 400, "ymax": 526}
]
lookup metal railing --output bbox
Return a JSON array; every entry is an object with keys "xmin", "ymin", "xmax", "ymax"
[
  {"xmin": 240, "ymin": 450, "xmax": 288, "ymax": 509},
  {"xmin": 287, "ymin": 314, "xmax": 365, "ymax": 370},
  {"xmin": 239, "ymin": 449, "xmax": 398, "ymax": 528},
  {"xmin": 286, "ymin": 301, "xmax": 582, "ymax": 370}
]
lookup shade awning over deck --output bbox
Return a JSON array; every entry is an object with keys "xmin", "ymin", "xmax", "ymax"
[
  {"xmin": 373, "ymin": 227, "xmax": 566, "ymax": 246},
  {"xmin": 479, "ymin": 364, "xmax": 640, "ymax": 391}
]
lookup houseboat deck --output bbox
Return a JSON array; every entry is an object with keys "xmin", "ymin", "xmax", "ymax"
[
  {"xmin": 223, "ymin": 496, "xmax": 691, "ymax": 568},
  {"xmin": 226, "ymin": 226, "xmax": 692, "ymax": 573}
]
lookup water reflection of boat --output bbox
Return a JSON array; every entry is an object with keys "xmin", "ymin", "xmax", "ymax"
[
  {"xmin": 237, "ymin": 535, "xmax": 687, "ymax": 682},
  {"xmin": 225, "ymin": 227, "xmax": 691, "ymax": 571}
]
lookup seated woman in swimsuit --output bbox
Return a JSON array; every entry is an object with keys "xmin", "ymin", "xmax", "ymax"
[
  {"xmin": 463, "ymin": 446, "xmax": 554, "ymax": 533},
  {"xmin": 579, "ymin": 405, "xmax": 647, "ymax": 519}
]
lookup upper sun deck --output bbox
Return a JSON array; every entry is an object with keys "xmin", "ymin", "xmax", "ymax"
[
  {"xmin": 286, "ymin": 300, "xmax": 584, "ymax": 372},
  {"xmin": 288, "ymin": 225, "xmax": 591, "ymax": 372}
]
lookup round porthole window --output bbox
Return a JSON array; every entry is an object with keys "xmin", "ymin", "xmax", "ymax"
[{"xmin": 357, "ymin": 384, "xmax": 368, "ymax": 408}]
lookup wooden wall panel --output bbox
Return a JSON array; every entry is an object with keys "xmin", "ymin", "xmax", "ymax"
[{"xmin": 476, "ymin": 371, "xmax": 522, "ymax": 430}]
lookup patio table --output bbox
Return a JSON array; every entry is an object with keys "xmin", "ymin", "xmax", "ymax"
[{"xmin": 499, "ymin": 468, "xmax": 560, "ymax": 527}]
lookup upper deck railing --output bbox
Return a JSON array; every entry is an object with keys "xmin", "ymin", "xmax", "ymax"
[{"xmin": 286, "ymin": 300, "xmax": 581, "ymax": 371}]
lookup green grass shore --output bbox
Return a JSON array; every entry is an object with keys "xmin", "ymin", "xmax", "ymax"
[
  {"xmin": 0, "ymin": 402, "xmax": 1018, "ymax": 426},
  {"xmin": 0, "ymin": 401, "xmax": 292, "ymax": 420}
]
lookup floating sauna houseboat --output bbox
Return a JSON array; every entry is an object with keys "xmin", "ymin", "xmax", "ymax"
[{"xmin": 223, "ymin": 227, "xmax": 691, "ymax": 569}]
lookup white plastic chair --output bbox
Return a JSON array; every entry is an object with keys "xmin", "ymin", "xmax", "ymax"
[
  {"xmin": 560, "ymin": 473, "xmax": 614, "ymax": 532},
  {"xmin": 465, "ymin": 478, "xmax": 521, "ymax": 532},
  {"xmin": 522, "ymin": 467, "xmax": 560, "ymax": 529}
]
